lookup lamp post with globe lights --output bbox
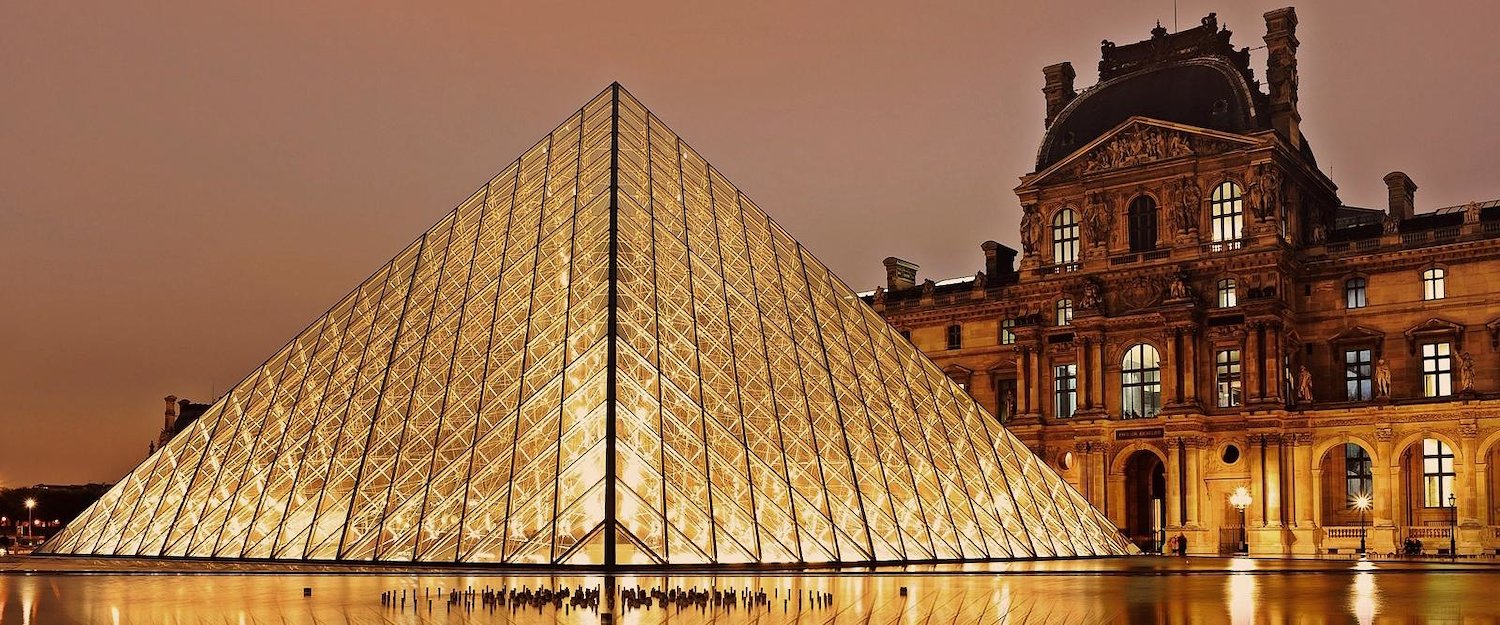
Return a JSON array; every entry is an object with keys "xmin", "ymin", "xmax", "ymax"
[
  {"xmin": 1352, "ymin": 494, "xmax": 1372, "ymax": 557},
  {"xmin": 23, "ymin": 499, "xmax": 36, "ymax": 540},
  {"xmin": 1230, "ymin": 486, "xmax": 1252, "ymax": 554}
]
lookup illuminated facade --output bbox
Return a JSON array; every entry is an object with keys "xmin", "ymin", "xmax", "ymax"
[
  {"xmin": 40, "ymin": 85, "xmax": 1130, "ymax": 566},
  {"xmin": 874, "ymin": 9, "xmax": 1500, "ymax": 556}
]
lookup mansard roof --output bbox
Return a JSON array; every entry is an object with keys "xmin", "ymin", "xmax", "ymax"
[{"xmin": 1035, "ymin": 14, "xmax": 1271, "ymax": 172}]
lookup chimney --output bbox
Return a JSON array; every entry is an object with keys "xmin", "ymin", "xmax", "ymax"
[
  {"xmin": 1383, "ymin": 171, "xmax": 1417, "ymax": 221},
  {"xmin": 1042, "ymin": 62, "xmax": 1077, "ymax": 128},
  {"xmin": 883, "ymin": 257, "xmax": 919, "ymax": 291},
  {"xmin": 981, "ymin": 241, "xmax": 1018, "ymax": 278},
  {"xmin": 1263, "ymin": 8, "xmax": 1302, "ymax": 150},
  {"xmin": 163, "ymin": 395, "xmax": 178, "ymax": 432}
]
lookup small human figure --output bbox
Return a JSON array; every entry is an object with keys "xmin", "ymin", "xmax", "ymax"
[
  {"xmin": 1375, "ymin": 359, "xmax": 1392, "ymax": 398},
  {"xmin": 1460, "ymin": 352, "xmax": 1476, "ymax": 392},
  {"xmin": 1297, "ymin": 365, "xmax": 1314, "ymax": 403}
]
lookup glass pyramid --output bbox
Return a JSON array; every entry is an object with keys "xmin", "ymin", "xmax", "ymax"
[{"xmin": 40, "ymin": 85, "xmax": 1132, "ymax": 566}]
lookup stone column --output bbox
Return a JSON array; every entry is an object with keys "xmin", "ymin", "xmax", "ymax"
[
  {"xmin": 1246, "ymin": 323, "xmax": 1263, "ymax": 402},
  {"xmin": 1014, "ymin": 350, "xmax": 1030, "ymax": 415},
  {"xmin": 1091, "ymin": 443, "xmax": 1109, "ymax": 511},
  {"xmin": 1294, "ymin": 436, "xmax": 1314, "ymax": 526},
  {"xmin": 1160, "ymin": 329, "xmax": 1178, "ymax": 409},
  {"xmin": 1076, "ymin": 338, "xmax": 1092, "ymax": 410},
  {"xmin": 1373, "ymin": 428, "xmax": 1395, "ymax": 527},
  {"xmin": 1265, "ymin": 436, "xmax": 1284, "ymax": 526},
  {"xmin": 1247, "ymin": 435, "xmax": 1265, "ymax": 527},
  {"xmin": 1092, "ymin": 339, "xmax": 1106, "ymax": 412},
  {"xmin": 1182, "ymin": 327, "xmax": 1199, "ymax": 404},
  {"xmin": 1028, "ymin": 349, "xmax": 1043, "ymax": 416},
  {"xmin": 1167, "ymin": 440, "xmax": 1184, "ymax": 528},
  {"xmin": 1264, "ymin": 326, "xmax": 1282, "ymax": 403},
  {"xmin": 1185, "ymin": 441, "xmax": 1203, "ymax": 527}
]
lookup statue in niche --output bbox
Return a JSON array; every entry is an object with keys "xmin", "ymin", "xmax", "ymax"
[
  {"xmin": 1168, "ymin": 176, "xmax": 1200, "ymax": 234},
  {"xmin": 920, "ymin": 279, "xmax": 936, "ymax": 299},
  {"xmin": 1460, "ymin": 352, "xmax": 1476, "ymax": 392},
  {"xmin": 872, "ymin": 286, "xmax": 886, "ymax": 307},
  {"xmin": 1375, "ymin": 358, "xmax": 1392, "ymax": 398},
  {"xmin": 972, "ymin": 271, "xmax": 987, "ymax": 290},
  {"xmin": 1297, "ymin": 365, "xmax": 1314, "ymax": 402},
  {"xmin": 1311, "ymin": 223, "xmax": 1327, "ymax": 245},
  {"xmin": 1247, "ymin": 163, "xmax": 1283, "ymax": 221},
  {"xmin": 1019, "ymin": 206, "xmax": 1040, "ymax": 256},
  {"xmin": 1082, "ymin": 192, "xmax": 1112, "ymax": 246},
  {"xmin": 1002, "ymin": 390, "xmax": 1016, "ymax": 419}
]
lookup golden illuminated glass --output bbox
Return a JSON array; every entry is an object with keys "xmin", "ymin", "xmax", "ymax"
[{"xmin": 39, "ymin": 85, "xmax": 1132, "ymax": 565}]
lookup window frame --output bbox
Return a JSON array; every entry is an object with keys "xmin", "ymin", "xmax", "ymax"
[
  {"xmin": 1215, "ymin": 348, "xmax": 1242, "ymax": 408},
  {"xmin": 1054, "ymin": 363, "xmax": 1077, "ymax": 419},
  {"xmin": 1344, "ymin": 347, "xmax": 1374, "ymax": 401},
  {"xmin": 1127, "ymin": 194, "xmax": 1159, "ymax": 252},
  {"xmin": 946, "ymin": 323, "xmax": 963, "ymax": 351},
  {"xmin": 1422, "ymin": 438, "xmax": 1456, "ymax": 508},
  {"xmin": 1421, "ymin": 341, "xmax": 1453, "ymax": 397},
  {"xmin": 1052, "ymin": 208, "xmax": 1080, "ymax": 267},
  {"xmin": 1422, "ymin": 267, "xmax": 1446, "ymax": 301},
  {"xmin": 1210, "ymin": 181, "xmax": 1245, "ymax": 244},
  {"xmin": 1345, "ymin": 276, "xmax": 1368, "ymax": 309},
  {"xmin": 1120, "ymin": 343, "xmax": 1162, "ymax": 419},
  {"xmin": 1055, "ymin": 299, "xmax": 1073, "ymax": 326},
  {"xmin": 1344, "ymin": 443, "xmax": 1373, "ymax": 505},
  {"xmin": 1000, "ymin": 317, "xmax": 1016, "ymax": 345},
  {"xmin": 1216, "ymin": 278, "xmax": 1238, "ymax": 308}
]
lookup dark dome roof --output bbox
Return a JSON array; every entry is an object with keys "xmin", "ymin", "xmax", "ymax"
[{"xmin": 1037, "ymin": 59, "xmax": 1265, "ymax": 170}]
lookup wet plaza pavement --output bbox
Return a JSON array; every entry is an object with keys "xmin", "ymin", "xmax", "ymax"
[{"xmin": 2, "ymin": 556, "xmax": 1499, "ymax": 623}]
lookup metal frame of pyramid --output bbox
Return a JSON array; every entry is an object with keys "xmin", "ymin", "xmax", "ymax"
[{"xmin": 39, "ymin": 85, "xmax": 1133, "ymax": 567}]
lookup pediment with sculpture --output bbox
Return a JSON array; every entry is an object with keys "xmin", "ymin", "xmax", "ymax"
[{"xmin": 1026, "ymin": 118, "xmax": 1257, "ymax": 186}]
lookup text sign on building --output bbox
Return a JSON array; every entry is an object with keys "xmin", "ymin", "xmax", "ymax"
[{"xmin": 1115, "ymin": 428, "xmax": 1164, "ymax": 441}]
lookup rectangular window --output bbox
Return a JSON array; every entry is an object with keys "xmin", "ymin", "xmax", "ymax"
[
  {"xmin": 1215, "ymin": 349, "xmax": 1242, "ymax": 408},
  {"xmin": 1423, "ymin": 439, "xmax": 1456, "ymax": 507},
  {"xmin": 1000, "ymin": 318, "xmax": 1016, "ymax": 345},
  {"xmin": 1345, "ymin": 278, "xmax": 1367, "ymax": 309},
  {"xmin": 1054, "ymin": 364, "xmax": 1077, "ymax": 419},
  {"xmin": 1422, "ymin": 268, "xmax": 1446, "ymax": 301},
  {"xmin": 946, "ymin": 324, "xmax": 962, "ymax": 350},
  {"xmin": 1422, "ymin": 342, "xmax": 1452, "ymax": 397},
  {"xmin": 994, "ymin": 378, "xmax": 1017, "ymax": 423},
  {"xmin": 1344, "ymin": 348, "xmax": 1373, "ymax": 401}
]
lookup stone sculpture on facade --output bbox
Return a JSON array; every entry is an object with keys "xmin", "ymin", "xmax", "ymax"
[
  {"xmin": 1019, "ymin": 205, "xmax": 1040, "ymax": 256},
  {"xmin": 1375, "ymin": 358, "xmax": 1392, "ymax": 398},
  {"xmin": 1297, "ymin": 365, "xmax": 1314, "ymax": 402},
  {"xmin": 1079, "ymin": 278, "xmax": 1103, "ymax": 311},
  {"xmin": 1082, "ymin": 125, "xmax": 1193, "ymax": 173},
  {"xmin": 1460, "ymin": 352, "xmax": 1476, "ymax": 393},
  {"xmin": 1248, "ymin": 163, "xmax": 1283, "ymax": 221},
  {"xmin": 1083, "ymin": 192, "xmax": 1112, "ymax": 246},
  {"xmin": 1168, "ymin": 176, "xmax": 1201, "ymax": 234}
]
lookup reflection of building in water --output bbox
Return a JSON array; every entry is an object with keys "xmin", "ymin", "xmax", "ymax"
[{"xmin": 872, "ymin": 7, "xmax": 1500, "ymax": 556}]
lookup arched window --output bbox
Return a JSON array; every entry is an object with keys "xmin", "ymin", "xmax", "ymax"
[
  {"xmin": 1211, "ymin": 181, "xmax": 1244, "ymax": 244},
  {"xmin": 1055, "ymin": 299, "xmax": 1073, "ymax": 326},
  {"xmin": 1127, "ymin": 195, "xmax": 1159, "ymax": 252},
  {"xmin": 1422, "ymin": 267, "xmax": 1446, "ymax": 300},
  {"xmin": 1121, "ymin": 343, "xmax": 1161, "ymax": 419},
  {"xmin": 1052, "ymin": 208, "xmax": 1080, "ymax": 266},
  {"xmin": 1216, "ymin": 278, "xmax": 1238, "ymax": 308},
  {"xmin": 1345, "ymin": 277, "xmax": 1368, "ymax": 309},
  {"xmin": 1344, "ymin": 444, "xmax": 1373, "ymax": 504},
  {"xmin": 946, "ymin": 323, "xmax": 963, "ymax": 350}
]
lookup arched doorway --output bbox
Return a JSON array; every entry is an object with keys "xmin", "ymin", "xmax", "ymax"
[{"xmin": 1123, "ymin": 450, "xmax": 1167, "ymax": 553}]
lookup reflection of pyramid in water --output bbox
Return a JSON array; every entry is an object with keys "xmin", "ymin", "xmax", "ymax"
[{"xmin": 42, "ymin": 85, "xmax": 1132, "ymax": 566}]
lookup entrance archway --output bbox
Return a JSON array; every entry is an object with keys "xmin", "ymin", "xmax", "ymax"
[{"xmin": 1123, "ymin": 450, "xmax": 1167, "ymax": 553}]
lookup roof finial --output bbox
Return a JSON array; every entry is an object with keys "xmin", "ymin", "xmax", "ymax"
[{"xmin": 1151, "ymin": 21, "xmax": 1168, "ymax": 38}]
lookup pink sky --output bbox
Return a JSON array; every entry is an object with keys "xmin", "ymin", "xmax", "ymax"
[{"xmin": 2, "ymin": 1, "xmax": 1496, "ymax": 485}]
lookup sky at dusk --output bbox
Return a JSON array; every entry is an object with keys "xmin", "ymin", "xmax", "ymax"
[{"xmin": 2, "ymin": 1, "xmax": 1497, "ymax": 486}]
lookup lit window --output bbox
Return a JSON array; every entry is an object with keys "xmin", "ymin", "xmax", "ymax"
[
  {"xmin": 946, "ymin": 323, "xmax": 962, "ymax": 350},
  {"xmin": 1216, "ymin": 278, "xmax": 1238, "ymax": 308},
  {"xmin": 1121, "ymin": 343, "xmax": 1161, "ymax": 419},
  {"xmin": 1127, "ymin": 195, "xmax": 1158, "ymax": 252},
  {"xmin": 1345, "ymin": 277, "xmax": 1367, "ymax": 309},
  {"xmin": 1343, "ymin": 349, "xmax": 1373, "ymax": 401},
  {"xmin": 1215, "ymin": 349, "xmax": 1241, "ymax": 408},
  {"xmin": 1422, "ymin": 342, "xmax": 1452, "ymax": 397},
  {"xmin": 1000, "ymin": 318, "xmax": 1016, "ymax": 345},
  {"xmin": 1345, "ymin": 444, "xmax": 1372, "ymax": 504},
  {"xmin": 1422, "ymin": 268, "xmax": 1446, "ymax": 300},
  {"xmin": 1055, "ymin": 299, "xmax": 1073, "ymax": 326},
  {"xmin": 1211, "ymin": 182, "xmax": 1244, "ymax": 244},
  {"xmin": 1054, "ymin": 364, "xmax": 1077, "ymax": 419},
  {"xmin": 1052, "ymin": 208, "xmax": 1080, "ymax": 266},
  {"xmin": 1422, "ymin": 438, "xmax": 1456, "ymax": 508}
]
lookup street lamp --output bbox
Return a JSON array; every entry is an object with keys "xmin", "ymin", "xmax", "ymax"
[
  {"xmin": 23, "ymin": 499, "xmax": 36, "ymax": 540},
  {"xmin": 1230, "ymin": 486, "xmax": 1252, "ymax": 555},
  {"xmin": 1352, "ymin": 494, "xmax": 1372, "ymax": 557},
  {"xmin": 1449, "ymin": 492, "xmax": 1457, "ymax": 560}
]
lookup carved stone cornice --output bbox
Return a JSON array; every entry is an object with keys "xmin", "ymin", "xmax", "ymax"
[{"xmin": 1374, "ymin": 427, "xmax": 1395, "ymax": 442}]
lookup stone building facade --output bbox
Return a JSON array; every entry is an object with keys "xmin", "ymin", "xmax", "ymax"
[{"xmin": 870, "ymin": 9, "xmax": 1500, "ymax": 556}]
